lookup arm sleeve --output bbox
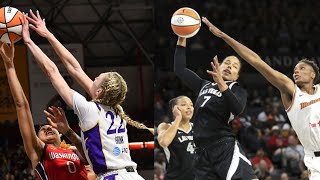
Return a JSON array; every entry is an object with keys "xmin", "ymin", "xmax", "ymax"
[
  {"xmin": 72, "ymin": 92, "xmax": 95, "ymax": 130},
  {"xmin": 222, "ymin": 85, "xmax": 247, "ymax": 116},
  {"xmin": 174, "ymin": 45, "xmax": 204, "ymax": 93}
]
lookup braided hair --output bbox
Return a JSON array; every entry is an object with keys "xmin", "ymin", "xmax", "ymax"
[{"xmin": 92, "ymin": 72, "xmax": 148, "ymax": 130}]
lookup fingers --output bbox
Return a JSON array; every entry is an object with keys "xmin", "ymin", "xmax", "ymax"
[
  {"xmin": 57, "ymin": 107, "xmax": 65, "ymax": 116},
  {"xmin": 201, "ymin": 16, "xmax": 208, "ymax": 23},
  {"xmin": 44, "ymin": 110, "xmax": 55, "ymax": 120},
  {"xmin": 48, "ymin": 106, "xmax": 62, "ymax": 117},
  {"xmin": 46, "ymin": 117, "xmax": 54, "ymax": 126},
  {"xmin": 36, "ymin": 10, "xmax": 41, "ymax": 19},
  {"xmin": 207, "ymin": 55, "xmax": 219, "ymax": 76},
  {"xmin": 29, "ymin": 24, "xmax": 36, "ymax": 31},
  {"xmin": 173, "ymin": 105, "xmax": 180, "ymax": 112},
  {"xmin": 213, "ymin": 56, "xmax": 220, "ymax": 69},
  {"xmin": 25, "ymin": 15, "xmax": 37, "ymax": 25},
  {"xmin": 29, "ymin": 9, "xmax": 38, "ymax": 20}
]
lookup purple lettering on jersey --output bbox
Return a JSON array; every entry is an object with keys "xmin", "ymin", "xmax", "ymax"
[
  {"xmin": 83, "ymin": 123, "xmax": 106, "ymax": 174},
  {"xmin": 118, "ymin": 118, "xmax": 125, "ymax": 133},
  {"xmin": 106, "ymin": 111, "xmax": 126, "ymax": 134},
  {"xmin": 106, "ymin": 111, "xmax": 117, "ymax": 134}
]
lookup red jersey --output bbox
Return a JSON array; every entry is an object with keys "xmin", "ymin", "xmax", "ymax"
[{"xmin": 34, "ymin": 144, "xmax": 87, "ymax": 180}]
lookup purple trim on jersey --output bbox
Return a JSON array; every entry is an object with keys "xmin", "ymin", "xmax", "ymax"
[
  {"xmin": 83, "ymin": 123, "xmax": 106, "ymax": 174},
  {"xmin": 95, "ymin": 102, "xmax": 101, "ymax": 111},
  {"xmin": 103, "ymin": 174, "xmax": 117, "ymax": 180}
]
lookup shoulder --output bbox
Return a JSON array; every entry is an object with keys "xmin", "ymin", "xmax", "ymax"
[
  {"xmin": 229, "ymin": 81, "xmax": 247, "ymax": 93},
  {"xmin": 157, "ymin": 123, "xmax": 171, "ymax": 132}
]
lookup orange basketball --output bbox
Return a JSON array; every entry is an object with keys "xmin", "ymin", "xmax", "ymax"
[
  {"xmin": 0, "ymin": 6, "xmax": 23, "ymax": 44},
  {"xmin": 171, "ymin": 7, "xmax": 201, "ymax": 38}
]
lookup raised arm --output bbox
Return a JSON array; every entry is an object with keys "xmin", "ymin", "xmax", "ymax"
[
  {"xmin": 202, "ymin": 17, "xmax": 295, "ymax": 108},
  {"xmin": 21, "ymin": 15, "xmax": 75, "ymax": 108},
  {"xmin": 26, "ymin": 10, "xmax": 93, "ymax": 96},
  {"xmin": 44, "ymin": 106, "xmax": 87, "ymax": 163},
  {"xmin": 157, "ymin": 106, "xmax": 182, "ymax": 148},
  {"xmin": 174, "ymin": 37, "xmax": 205, "ymax": 93},
  {"xmin": 0, "ymin": 42, "xmax": 43, "ymax": 168}
]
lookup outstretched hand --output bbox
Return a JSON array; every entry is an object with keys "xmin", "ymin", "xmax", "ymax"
[
  {"xmin": 0, "ymin": 42, "xmax": 14, "ymax": 64},
  {"xmin": 44, "ymin": 106, "xmax": 70, "ymax": 134},
  {"xmin": 202, "ymin": 17, "xmax": 224, "ymax": 37},
  {"xmin": 26, "ymin": 10, "xmax": 50, "ymax": 38},
  {"xmin": 207, "ymin": 56, "xmax": 224, "ymax": 83},
  {"xmin": 20, "ymin": 13, "xmax": 32, "ymax": 44}
]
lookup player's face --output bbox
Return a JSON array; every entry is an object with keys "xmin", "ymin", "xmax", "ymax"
[
  {"xmin": 220, "ymin": 56, "xmax": 240, "ymax": 81},
  {"xmin": 90, "ymin": 72, "xmax": 110, "ymax": 99},
  {"xmin": 293, "ymin": 62, "xmax": 315, "ymax": 85},
  {"xmin": 176, "ymin": 96, "xmax": 194, "ymax": 121},
  {"xmin": 38, "ymin": 125, "xmax": 60, "ymax": 144}
]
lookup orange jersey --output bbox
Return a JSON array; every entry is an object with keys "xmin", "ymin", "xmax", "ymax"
[{"xmin": 34, "ymin": 144, "xmax": 87, "ymax": 180}]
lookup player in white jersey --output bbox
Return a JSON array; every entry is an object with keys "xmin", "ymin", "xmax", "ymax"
[
  {"xmin": 22, "ymin": 11, "xmax": 153, "ymax": 179},
  {"xmin": 201, "ymin": 17, "xmax": 320, "ymax": 179}
]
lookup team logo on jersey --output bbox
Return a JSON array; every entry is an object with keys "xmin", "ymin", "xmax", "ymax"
[
  {"xmin": 113, "ymin": 146, "xmax": 121, "ymax": 156},
  {"xmin": 178, "ymin": 135, "xmax": 193, "ymax": 143},
  {"xmin": 199, "ymin": 87, "xmax": 222, "ymax": 97},
  {"xmin": 48, "ymin": 152, "xmax": 80, "ymax": 161},
  {"xmin": 300, "ymin": 97, "xmax": 320, "ymax": 109}
]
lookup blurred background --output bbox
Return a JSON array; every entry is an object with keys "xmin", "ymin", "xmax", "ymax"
[
  {"xmin": 154, "ymin": 1, "xmax": 320, "ymax": 180},
  {"xmin": 0, "ymin": 0, "xmax": 154, "ymax": 179}
]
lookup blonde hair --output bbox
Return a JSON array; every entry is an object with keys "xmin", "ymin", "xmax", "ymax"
[{"xmin": 93, "ymin": 72, "xmax": 148, "ymax": 130}]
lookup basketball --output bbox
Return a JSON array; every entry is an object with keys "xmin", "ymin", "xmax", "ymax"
[
  {"xmin": 171, "ymin": 7, "xmax": 201, "ymax": 38},
  {"xmin": 0, "ymin": 6, "xmax": 23, "ymax": 44}
]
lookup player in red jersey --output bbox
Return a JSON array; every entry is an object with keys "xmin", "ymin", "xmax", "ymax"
[{"xmin": 0, "ymin": 41, "xmax": 88, "ymax": 179}]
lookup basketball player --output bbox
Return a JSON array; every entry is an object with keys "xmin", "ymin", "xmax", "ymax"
[
  {"xmin": 174, "ymin": 36, "xmax": 257, "ymax": 180},
  {"xmin": 157, "ymin": 96, "xmax": 195, "ymax": 180},
  {"xmin": 0, "ymin": 42, "xmax": 88, "ymax": 179},
  {"xmin": 202, "ymin": 16, "xmax": 320, "ymax": 180},
  {"xmin": 21, "ymin": 12, "xmax": 149, "ymax": 179}
]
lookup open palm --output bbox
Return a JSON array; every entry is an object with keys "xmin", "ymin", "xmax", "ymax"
[{"xmin": 0, "ymin": 42, "xmax": 14, "ymax": 63}]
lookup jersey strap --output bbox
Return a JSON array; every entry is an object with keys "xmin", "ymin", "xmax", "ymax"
[{"xmin": 34, "ymin": 162, "xmax": 49, "ymax": 180}]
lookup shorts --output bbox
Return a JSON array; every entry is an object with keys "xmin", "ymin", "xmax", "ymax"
[
  {"xmin": 304, "ymin": 150, "xmax": 320, "ymax": 180},
  {"xmin": 194, "ymin": 137, "xmax": 256, "ymax": 180},
  {"xmin": 98, "ymin": 167, "xmax": 145, "ymax": 180}
]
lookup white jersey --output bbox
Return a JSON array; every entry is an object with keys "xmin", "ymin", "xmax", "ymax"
[
  {"xmin": 73, "ymin": 92, "xmax": 137, "ymax": 175},
  {"xmin": 287, "ymin": 84, "xmax": 320, "ymax": 151}
]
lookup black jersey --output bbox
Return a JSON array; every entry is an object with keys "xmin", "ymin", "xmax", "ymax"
[
  {"xmin": 164, "ymin": 123, "xmax": 195, "ymax": 180},
  {"xmin": 174, "ymin": 46, "xmax": 247, "ymax": 144}
]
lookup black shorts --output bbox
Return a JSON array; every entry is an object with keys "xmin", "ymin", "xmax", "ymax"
[{"xmin": 194, "ymin": 137, "xmax": 256, "ymax": 180}]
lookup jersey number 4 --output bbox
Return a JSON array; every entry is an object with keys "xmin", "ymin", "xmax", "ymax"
[
  {"xmin": 106, "ymin": 111, "xmax": 126, "ymax": 135},
  {"xmin": 200, "ymin": 96, "xmax": 211, "ymax": 107},
  {"xmin": 186, "ymin": 142, "xmax": 195, "ymax": 154}
]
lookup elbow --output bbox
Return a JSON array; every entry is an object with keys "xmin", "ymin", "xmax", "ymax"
[
  {"xmin": 232, "ymin": 106, "xmax": 245, "ymax": 116},
  {"xmin": 157, "ymin": 138, "xmax": 169, "ymax": 148},
  {"xmin": 15, "ymin": 99, "xmax": 29, "ymax": 109},
  {"xmin": 45, "ymin": 66, "xmax": 59, "ymax": 79}
]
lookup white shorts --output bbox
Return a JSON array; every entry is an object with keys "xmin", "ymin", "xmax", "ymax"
[
  {"xmin": 304, "ymin": 150, "xmax": 320, "ymax": 180},
  {"xmin": 98, "ymin": 168, "xmax": 145, "ymax": 180}
]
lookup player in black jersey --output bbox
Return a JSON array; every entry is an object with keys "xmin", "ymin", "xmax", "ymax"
[
  {"xmin": 157, "ymin": 96, "xmax": 195, "ymax": 180},
  {"xmin": 174, "ymin": 36, "xmax": 257, "ymax": 179}
]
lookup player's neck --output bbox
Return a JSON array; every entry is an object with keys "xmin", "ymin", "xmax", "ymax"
[
  {"xmin": 178, "ymin": 120, "xmax": 190, "ymax": 130},
  {"xmin": 300, "ymin": 83, "xmax": 316, "ymax": 95},
  {"xmin": 48, "ymin": 142, "xmax": 61, "ymax": 148}
]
